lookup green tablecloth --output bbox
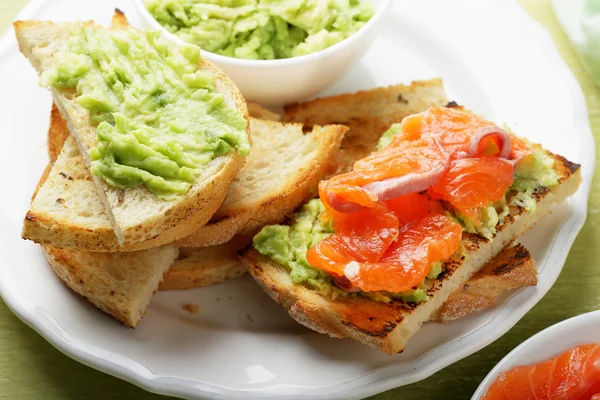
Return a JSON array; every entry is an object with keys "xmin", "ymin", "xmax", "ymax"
[{"xmin": 0, "ymin": 1, "xmax": 598, "ymax": 399}]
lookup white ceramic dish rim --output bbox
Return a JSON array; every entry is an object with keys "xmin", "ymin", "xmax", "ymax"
[
  {"xmin": 0, "ymin": 0, "xmax": 595, "ymax": 399},
  {"xmin": 131, "ymin": 0, "xmax": 392, "ymax": 67},
  {"xmin": 471, "ymin": 310, "xmax": 600, "ymax": 399}
]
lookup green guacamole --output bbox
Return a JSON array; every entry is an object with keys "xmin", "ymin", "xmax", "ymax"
[
  {"xmin": 144, "ymin": 0, "xmax": 375, "ymax": 60},
  {"xmin": 41, "ymin": 27, "xmax": 249, "ymax": 196},
  {"xmin": 253, "ymin": 199, "xmax": 434, "ymax": 303}
]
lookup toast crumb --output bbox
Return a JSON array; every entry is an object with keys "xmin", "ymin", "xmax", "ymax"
[{"xmin": 182, "ymin": 304, "xmax": 200, "ymax": 314}]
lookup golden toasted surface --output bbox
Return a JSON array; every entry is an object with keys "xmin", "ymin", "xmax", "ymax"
[{"xmin": 243, "ymin": 80, "xmax": 581, "ymax": 353}]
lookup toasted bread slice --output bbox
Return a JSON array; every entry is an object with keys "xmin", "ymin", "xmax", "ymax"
[
  {"xmin": 174, "ymin": 119, "xmax": 347, "ymax": 247},
  {"xmin": 32, "ymin": 155, "xmax": 178, "ymax": 328},
  {"xmin": 242, "ymin": 153, "xmax": 581, "ymax": 354},
  {"xmin": 15, "ymin": 16, "xmax": 249, "ymax": 247},
  {"xmin": 429, "ymin": 243, "xmax": 537, "ymax": 323},
  {"xmin": 284, "ymin": 79, "xmax": 449, "ymax": 171},
  {"xmin": 160, "ymin": 236, "xmax": 250, "ymax": 290},
  {"xmin": 43, "ymin": 245, "xmax": 177, "ymax": 327}
]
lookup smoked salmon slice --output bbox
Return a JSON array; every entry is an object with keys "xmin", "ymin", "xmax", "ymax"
[
  {"xmin": 306, "ymin": 202, "xmax": 400, "ymax": 277},
  {"xmin": 324, "ymin": 136, "xmax": 449, "ymax": 211},
  {"xmin": 483, "ymin": 344, "xmax": 600, "ymax": 400},
  {"xmin": 402, "ymin": 105, "xmax": 507, "ymax": 157},
  {"xmin": 429, "ymin": 157, "xmax": 514, "ymax": 221},
  {"xmin": 308, "ymin": 212, "xmax": 462, "ymax": 293}
]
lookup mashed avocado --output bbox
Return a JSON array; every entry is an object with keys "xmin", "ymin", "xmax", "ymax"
[
  {"xmin": 452, "ymin": 199, "xmax": 509, "ymax": 240},
  {"xmin": 253, "ymin": 199, "xmax": 438, "ymax": 303},
  {"xmin": 513, "ymin": 149, "xmax": 559, "ymax": 191},
  {"xmin": 253, "ymin": 199, "xmax": 333, "ymax": 287},
  {"xmin": 41, "ymin": 27, "xmax": 249, "ymax": 196},
  {"xmin": 144, "ymin": 0, "xmax": 375, "ymax": 60},
  {"xmin": 507, "ymin": 149, "xmax": 558, "ymax": 213}
]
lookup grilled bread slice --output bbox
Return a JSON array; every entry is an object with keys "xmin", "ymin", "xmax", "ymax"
[
  {"xmin": 15, "ymin": 14, "xmax": 249, "ymax": 248},
  {"xmin": 428, "ymin": 243, "xmax": 537, "ymax": 323},
  {"xmin": 242, "ymin": 154, "xmax": 580, "ymax": 354}
]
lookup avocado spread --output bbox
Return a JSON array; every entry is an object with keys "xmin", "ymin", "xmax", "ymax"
[
  {"xmin": 253, "ymin": 199, "xmax": 432, "ymax": 303},
  {"xmin": 41, "ymin": 27, "xmax": 249, "ymax": 196},
  {"xmin": 144, "ymin": 0, "xmax": 375, "ymax": 60}
]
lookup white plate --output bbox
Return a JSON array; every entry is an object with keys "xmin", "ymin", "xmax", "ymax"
[
  {"xmin": 472, "ymin": 311, "xmax": 600, "ymax": 399},
  {"xmin": 0, "ymin": 0, "xmax": 594, "ymax": 399}
]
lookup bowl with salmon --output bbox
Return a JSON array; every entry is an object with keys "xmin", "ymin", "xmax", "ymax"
[{"xmin": 473, "ymin": 310, "xmax": 600, "ymax": 399}]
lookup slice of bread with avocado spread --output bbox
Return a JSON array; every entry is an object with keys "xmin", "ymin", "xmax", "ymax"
[
  {"xmin": 30, "ymin": 145, "xmax": 178, "ymax": 328},
  {"xmin": 15, "ymin": 11, "xmax": 250, "ymax": 248}
]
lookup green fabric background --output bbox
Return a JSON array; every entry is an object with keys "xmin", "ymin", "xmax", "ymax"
[{"xmin": 0, "ymin": 0, "xmax": 597, "ymax": 399}]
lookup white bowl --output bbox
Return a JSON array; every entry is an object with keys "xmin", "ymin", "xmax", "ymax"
[{"xmin": 132, "ymin": 0, "xmax": 392, "ymax": 105}]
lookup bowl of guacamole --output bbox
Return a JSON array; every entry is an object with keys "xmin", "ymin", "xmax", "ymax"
[{"xmin": 133, "ymin": 0, "xmax": 391, "ymax": 104}]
